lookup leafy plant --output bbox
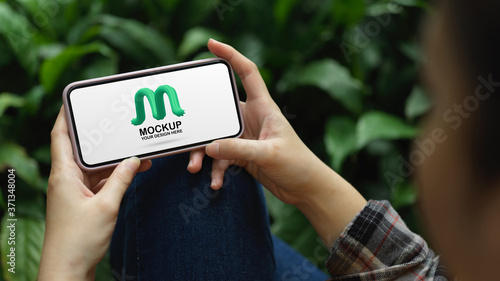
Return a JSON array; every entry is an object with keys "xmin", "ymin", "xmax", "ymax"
[{"xmin": 0, "ymin": 0, "xmax": 429, "ymax": 279}]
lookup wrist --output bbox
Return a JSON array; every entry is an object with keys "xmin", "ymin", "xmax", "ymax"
[
  {"xmin": 293, "ymin": 159, "xmax": 367, "ymax": 247},
  {"xmin": 38, "ymin": 240, "xmax": 95, "ymax": 281}
]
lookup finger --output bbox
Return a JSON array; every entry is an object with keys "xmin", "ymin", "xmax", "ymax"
[
  {"xmin": 88, "ymin": 159, "xmax": 151, "ymax": 187},
  {"xmin": 138, "ymin": 160, "xmax": 152, "ymax": 172},
  {"xmin": 92, "ymin": 178, "xmax": 108, "ymax": 194},
  {"xmin": 208, "ymin": 39, "xmax": 270, "ymax": 101},
  {"xmin": 188, "ymin": 149, "xmax": 205, "ymax": 173},
  {"xmin": 211, "ymin": 159, "xmax": 230, "ymax": 190},
  {"xmin": 206, "ymin": 138, "xmax": 267, "ymax": 164},
  {"xmin": 95, "ymin": 157, "xmax": 141, "ymax": 211},
  {"xmin": 50, "ymin": 106, "xmax": 75, "ymax": 165}
]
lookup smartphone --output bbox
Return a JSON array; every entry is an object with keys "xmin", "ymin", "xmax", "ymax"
[{"xmin": 63, "ymin": 58, "xmax": 243, "ymax": 171}]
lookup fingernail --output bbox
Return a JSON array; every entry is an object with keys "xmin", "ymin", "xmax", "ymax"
[
  {"xmin": 206, "ymin": 143, "xmax": 220, "ymax": 157},
  {"xmin": 209, "ymin": 38, "xmax": 219, "ymax": 43},
  {"xmin": 188, "ymin": 159, "xmax": 193, "ymax": 168},
  {"xmin": 211, "ymin": 178, "xmax": 219, "ymax": 189},
  {"xmin": 124, "ymin": 157, "xmax": 140, "ymax": 172}
]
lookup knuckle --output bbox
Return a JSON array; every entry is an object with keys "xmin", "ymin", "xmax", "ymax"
[
  {"xmin": 240, "ymin": 60, "xmax": 259, "ymax": 78},
  {"xmin": 50, "ymin": 128, "xmax": 62, "ymax": 140},
  {"xmin": 94, "ymin": 198, "xmax": 117, "ymax": 214},
  {"xmin": 247, "ymin": 61, "xmax": 259, "ymax": 74},
  {"xmin": 263, "ymin": 142, "xmax": 277, "ymax": 161},
  {"xmin": 242, "ymin": 142, "xmax": 258, "ymax": 161},
  {"xmin": 113, "ymin": 170, "xmax": 132, "ymax": 187},
  {"xmin": 220, "ymin": 139, "xmax": 236, "ymax": 156},
  {"xmin": 47, "ymin": 170, "xmax": 69, "ymax": 194}
]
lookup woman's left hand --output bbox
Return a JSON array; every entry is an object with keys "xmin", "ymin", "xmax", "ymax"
[{"xmin": 38, "ymin": 107, "xmax": 151, "ymax": 281}]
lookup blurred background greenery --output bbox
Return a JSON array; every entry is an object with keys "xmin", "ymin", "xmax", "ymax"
[{"xmin": 0, "ymin": 0, "xmax": 430, "ymax": 280}]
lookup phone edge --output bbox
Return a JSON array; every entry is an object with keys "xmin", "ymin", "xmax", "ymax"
[{"xmin": 62, "ymin": 57, "xmax": 244, "ymax": 172}]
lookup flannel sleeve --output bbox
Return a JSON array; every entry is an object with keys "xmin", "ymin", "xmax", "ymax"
[{"xmin": 326, "ymin": 200, "xmax": 453, "ymax": 280}]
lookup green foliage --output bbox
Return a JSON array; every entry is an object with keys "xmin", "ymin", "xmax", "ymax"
[
  {"xmin": 405, "ymin": 85, "xmax": 432, "ymax": 120},
  {"xmin": 356, "ymin": 111, "xmax": 418, "ymax": 148},
  {"xmin": 0, "ymin": 0, "xmax": 428, "ymax": 279},
  {"xmin": 283, "ymin": 59, "xmax": 365, "ymax": 113},
  {"xmin": 1, "ymin": 212, "xmax": 44, "ymax": 281}
]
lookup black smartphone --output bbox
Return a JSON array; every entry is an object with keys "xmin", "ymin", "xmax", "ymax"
[{"xmin": 63, "ymin": 58, "xmax": 243, "ymax": 171}]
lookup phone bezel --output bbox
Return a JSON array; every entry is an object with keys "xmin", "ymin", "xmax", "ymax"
[{"xmin": 63, "ymin": 58, "xmax": 243, "ymax": 171}]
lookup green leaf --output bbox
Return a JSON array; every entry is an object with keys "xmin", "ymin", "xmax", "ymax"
[
  {"xmin": 95, "ymin": 253, "xmax": 113, "ymax": 281},
  {"xmin": 0, "ymin": 142, "xmax": 43, "ymax": 191},
  {"xmin": 235, "ymin": 34, "xmax": 265, "ymax": 67},
  {"xmin": 157, "ymin": 0, "xmax": 182, "ymax": 11},
  {"xmin": 366, "ymin": 2, "xmax": 404, "ymax": 17},
  {"xmin": 392, "ymin": 0, "xmax": 427, "ymax": 8},
  {"xmin": 32, "ymin": 145, "xmax": 51, "ymax": 165},
  {"xmin": 265, "ymin": 190, "xmax": 295, "ymax": 222},
  {"xmin": 178, "ymin": 27, "xmax": 223, "ymax": 59},
  {"xmin": 1, "ymin": 215, "xmax": 45, "ymax": 281},
  {"xmin": 331, "ymin": 0, "xmax": 365, "ymax": 27},
  {"xmin": 16, "ymin": 188, "xmax": 45, "ymax": 219},
  {"xmin": 360, "ymin": 43, "xmax": 382, "ymax": 73},
  {"xmin": 39, "ymin": 42, "xmax": 115, "ymax": 92},
  {"xmin": 324, "ymin": 116, "xmax": 358, "ymax": 171},
  {"xmin": 23, "ymin": 86, "xmax": 46, "ymax": 115},
  {"xmin": 38, "ymin": 43, "xmax": 66, "ymax": 60},
  {"xmin": 0, "ymin": 3, "xmax": 39, "ymax": 76},
  {"xmin": 181, "ymin": 0, "xmax": 213, "ymax": 25},
  {"xmin": 290, "ymin": 225, "xmax": 327, "ymax": 259},
  {"xmin": 405, "ymin": 86, "xmax": 431, "ymax": 120},
  {"xmin": 270, "ymin": 204, "xmax": 310, "ymax": 244},
  {"xmin": 0, "ymin": 93, "xmax": 25, "ymax": 117},
  {"xmin": 0, "ymin": 40, "xmax": 13, "ymax": 68},
  {"xmin": 192, "ymin": 51, "xmax": 216, "ymax": 61},
  {"xmin": 77, "ymin": 57, "xmax": 118, "ymax": 81},
  {"xmin": 98, "ymin": 15, "xmax": 175, "ymax": 66},
  {"xmin": 274, "ymin": 0, "xmax": 299, "ymax": 26},
  {"xmin": 266, "ymin": 190, "xmax": 328, "ymax": 267},
  {"xmin": 293, "ymin": 59, "xmax": 364, "ymax": 113},
  {"xmin": 266, "ymin": 190, "xmax": 310, "ymax": 244},
  {"xmin": 391, "ymin": 182, "xmax": 418, "ymax": 209},
  {"xmin": 16, "ymin": 0, "xmax": 59, "ymax": 37},
  {"xmin": 399, "ymin": 42, "xmax": 422, "ymax": 62},
  {"xmin": 356, "ymin": 111, "xmax": 418, "ymax": 148}
]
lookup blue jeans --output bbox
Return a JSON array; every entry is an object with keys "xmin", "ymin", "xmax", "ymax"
[{"xmin": 111, "ymin": 153, "xmax": 329, "ymax": 280}]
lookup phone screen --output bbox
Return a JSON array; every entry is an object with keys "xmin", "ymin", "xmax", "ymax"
[{"xmin": 65, "ymin": 59, "xmax": 242, "ymax": 169}]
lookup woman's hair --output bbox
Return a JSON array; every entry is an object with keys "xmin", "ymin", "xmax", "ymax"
[{"xmin": 443, "ymin": 0, "xmax": 500, "ymax": 183}]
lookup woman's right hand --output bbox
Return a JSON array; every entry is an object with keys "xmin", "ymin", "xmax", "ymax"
[
  {"xmin": 190, "ymin": 39, "xmax": 332, "ymax": 206},
  {"xmin": 190, "ymin": 39, "xmax": 367, "ymax": 246}
]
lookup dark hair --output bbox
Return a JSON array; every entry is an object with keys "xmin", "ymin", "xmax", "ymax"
[{"xmin": 443, "ymin": 0, "xmax": 500, "ymax": 183}]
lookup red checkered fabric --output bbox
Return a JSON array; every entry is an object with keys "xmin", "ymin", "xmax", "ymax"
[{"xmin": 326, "ymin": 200, "xmax": 454, "ymax": 280}]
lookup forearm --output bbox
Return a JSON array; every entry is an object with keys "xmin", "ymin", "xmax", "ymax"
[{"xmin": 294, "ymin": 158, "xmax": 367, "ymax": 248}]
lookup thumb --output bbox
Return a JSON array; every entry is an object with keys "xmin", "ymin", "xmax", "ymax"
[
  {"xmin": 96, "ymin": 157, "xmax": 141, "ymax": 209},
  {"xmin": 206, "ymin": 138, "xmax": 267, "ymax": 163}
]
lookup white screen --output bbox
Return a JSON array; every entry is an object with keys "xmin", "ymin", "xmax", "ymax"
[{"xmin": 69, "ymin": 62, "xmax": 242, "ymax": 166}]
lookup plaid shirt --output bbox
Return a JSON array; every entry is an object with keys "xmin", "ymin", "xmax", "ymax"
[{"xmin": 326, "ymin": 200, "xmax": 454, "ymax": 280}]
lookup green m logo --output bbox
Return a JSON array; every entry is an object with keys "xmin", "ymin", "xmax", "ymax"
[{"xmin": 131, "ymin": 85, "xmax": 185, "ymax": 126}]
